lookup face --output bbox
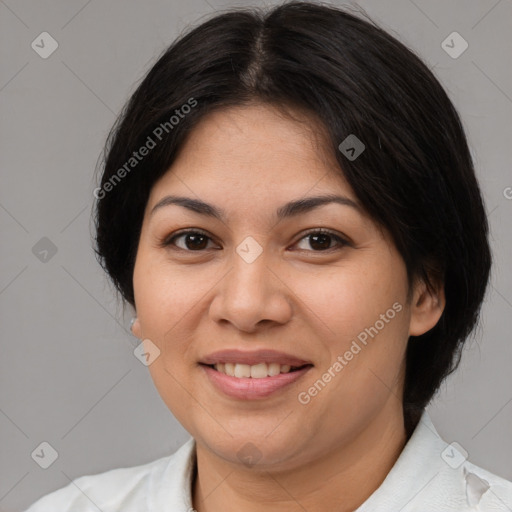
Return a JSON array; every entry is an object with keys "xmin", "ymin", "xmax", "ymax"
[{"xmin": 131, "ymin": 103, "xmax": 443, "ymax": 470}]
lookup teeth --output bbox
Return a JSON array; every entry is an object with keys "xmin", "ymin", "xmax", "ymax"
[
  {"xmin": 234, "ymin": 364, "xmax": 251, "ymax": 378},
  {"xmin": 213, "ymin": 362, "xmax": 296, "ymax": 378}
]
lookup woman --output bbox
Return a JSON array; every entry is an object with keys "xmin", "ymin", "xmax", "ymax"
[{"xmin": 25, "ymin": 1, "xmax": 512, "ymax": 511}]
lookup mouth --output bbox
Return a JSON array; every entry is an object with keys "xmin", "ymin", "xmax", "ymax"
[
  {"xmin": 199, "ymin": 361, "xmax": 314, "ymax": 400},
  {"xmin": 198, "ymin": 349, "xmax": 314, "ymax": 399}
]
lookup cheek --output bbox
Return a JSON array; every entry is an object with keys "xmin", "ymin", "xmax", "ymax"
[
  {"xmin": 293, "ymin": 257, "xmax": 410, "ymax": 402},
  {"xmin": 133, "ymin": 259, "xmax": 200, "ymax": 423},
  {"xmin": 132, "ymin": 253, "xmax": 220, "ymax": 376},
  {"xmin": 133, "ymin": 252, "xmax": 194, "ymax": 336},
  {"xmin": 289, "ymin": 259, "xmax": 407, "ymax": 345}
]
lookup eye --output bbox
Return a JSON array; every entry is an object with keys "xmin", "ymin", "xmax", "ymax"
[
  {"xmin": 293, "ymin": 228, "xmax": 349, "ymax": 252},
  {"xmin": 162, "ymin": 229, "xmax": 218, "ymax": 251}
]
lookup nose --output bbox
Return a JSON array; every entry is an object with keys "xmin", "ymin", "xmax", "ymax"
[{"xmin": 208, "ymin": 248, "xmax": 293, "ymax": 333}]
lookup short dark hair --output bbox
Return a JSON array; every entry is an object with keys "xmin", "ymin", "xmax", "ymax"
[{"xmin": 94, "ymin": 1, "xmax": 492, "ymax": 435}]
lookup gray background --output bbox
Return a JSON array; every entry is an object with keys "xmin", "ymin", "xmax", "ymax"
[{"xmin": 1, "ymin": 0, "xmax": 511, "ymax": 510}]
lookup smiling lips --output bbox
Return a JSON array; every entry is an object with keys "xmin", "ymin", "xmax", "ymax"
[{"xmin": 199, "ymin": 349, "xmax": 313, "ymax": 399}]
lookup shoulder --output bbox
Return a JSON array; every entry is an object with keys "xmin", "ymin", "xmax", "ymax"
[
  {"xmin": 23, "ymin": 438, "xmax": 196, "ymax": 512},
  {"xmin": 404, "ymin": 413, "xmax": 512, "ymax": 511},
  {"xmin": 409, "ymin": 459, "xmax": 512, "ymax": 512},
  {"xmin": 357, "ymin": 410, "xmax": 512, "ymax": 511},
  {"xmin": 459, "ymin": 459, "xmax": 512, "ymax": 510},
  {"xmin": 408, "ymin": 412, "xmax": 512, "ymax": 511},
  {"xmin": 23, "ymin": 457, "xmax": 168, "ymax": 512}
]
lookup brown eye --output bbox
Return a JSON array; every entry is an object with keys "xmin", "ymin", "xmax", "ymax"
[
  {"xmin": 294, "ymin": 229, "xmax": 349, "ymax": 252},
  {"xmin": 163, "ymin": 230, "xmax": 216, "ymax": 251}
]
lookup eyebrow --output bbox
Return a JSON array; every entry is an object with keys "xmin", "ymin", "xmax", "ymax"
[{"xmin": 150, "ymin": 193, "xmax": 360, "ymax": 221}]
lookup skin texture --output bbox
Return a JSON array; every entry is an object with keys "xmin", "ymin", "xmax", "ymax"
[{"xmin": 131, "ymin": 103, "xmax": 445, "ymax": 512}]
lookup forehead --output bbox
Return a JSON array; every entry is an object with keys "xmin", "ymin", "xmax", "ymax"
[{"xmin": 149, "ymin": 103, "xmax": 352, "ymax": 204}]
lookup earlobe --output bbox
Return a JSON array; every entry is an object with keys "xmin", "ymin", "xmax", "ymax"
[
  {"xmin": 408, "ymin": 278, "xmax": 445, "ymax": 337},
  {"xmin": 130, "ymin": 317, "xmax": 142, "ymax": 339}
]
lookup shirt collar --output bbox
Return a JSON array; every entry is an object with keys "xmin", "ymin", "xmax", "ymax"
[
  {"xmin": 148, "ymin": 435, "xmax": 197, "ymax": 510},
  {"xmin": 355, "ymin": 408, "xmax": 454, "ymax": 510}
]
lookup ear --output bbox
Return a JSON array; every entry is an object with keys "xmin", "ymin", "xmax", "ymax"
[
  {"xmin": 408, "ymin": 276, "xmax": 445, "ymax": 337},
  {"xmin": 131, "ymin": 317, "xmax": 142, "ymax": 339}
]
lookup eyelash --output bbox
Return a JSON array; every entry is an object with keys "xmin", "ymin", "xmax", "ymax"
[{"xmin": 161, "ymin": 228, "xmax": 350, "ymax": 253}]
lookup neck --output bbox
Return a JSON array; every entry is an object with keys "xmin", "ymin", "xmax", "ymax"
[{"xmin": 192, "ymin": 402, "xmax": 407, "ymax": 512}]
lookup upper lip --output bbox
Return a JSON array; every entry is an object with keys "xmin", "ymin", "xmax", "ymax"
[{"xmin": 200, "ymin": 349, "xmax": 312, "ymax": 367}]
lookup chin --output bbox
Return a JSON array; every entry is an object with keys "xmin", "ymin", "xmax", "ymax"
[{"xmin": 200, "ymin": 428, "xmax": 308, "ymax": 469}]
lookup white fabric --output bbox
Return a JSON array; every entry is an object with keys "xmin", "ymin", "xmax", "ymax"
[{"xmin": 24, "ymin": 410, "xmax": 512, "ymax": 511}]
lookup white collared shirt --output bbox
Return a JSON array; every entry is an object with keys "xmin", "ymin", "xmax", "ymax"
[{"xmin": 24, "ymin": 410, "xmax": 512, "ymax": 511}]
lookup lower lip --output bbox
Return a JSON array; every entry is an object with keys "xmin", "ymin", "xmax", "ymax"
[{"xmin": 200, "ymin": 364, "xmax": 313, "ymax": 399}]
